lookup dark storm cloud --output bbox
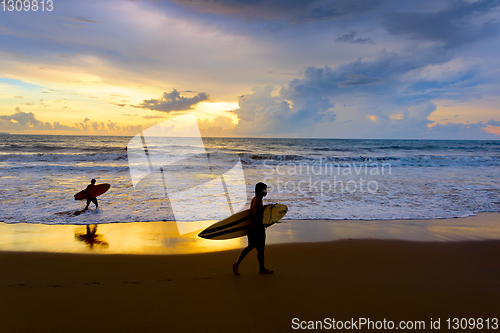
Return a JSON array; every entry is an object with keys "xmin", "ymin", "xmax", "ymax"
[
  {"xmin": 134, "ymin": 89, "xmax": 209, "ymax": 112},
  {"xmin": 335, "ymin": 31, "xmax": 374, "ymax": 44},
  {"xmin": 172, "ymin": 0, "xmax": 385, "ymax": 21},
  {"xmin": 382, "ymin": 0, "xmax": 500, "ymax": 47}
]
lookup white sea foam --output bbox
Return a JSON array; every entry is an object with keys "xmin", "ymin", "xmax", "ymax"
[{"xmin": 0, "ymin": 135, "xmax": 499, "ymax": 224}]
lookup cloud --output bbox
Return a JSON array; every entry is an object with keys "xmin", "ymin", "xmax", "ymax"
[
  {"xmin": 382, "ymin": 0, "xmax": 500, "ymax": 48},
  {"xmin": 335, "ymin": 31, "xmax": 374, "ymax": 44},
  {"xmin": 408, "ymin": 101, "xmax": 437, "ymax": 119},
  {"xmin": 2, "ymin": 0, "xmax": 499, "ymax": 139},
  {"xmin": 66, "ymin": 16, "xmax": 99, "ymax": 24},
  {"xmin": 427, "ymin": 121, "xmax": 497, "ymax": 140},
  {"xmin": 0, "ymin": 109, "xmax": 80, "ymax": 132},
  {"xmin": 233, "ymin": 85, "xmax": 293, "ymax": 135},
  {"xmin": 76, "ymin": 118, "xmax": 144, "ymax": 134},
  {"xmin": 487, "ymin": 119, "xmax": 500, "ymax": 126},
  {"xmin": 142, "ymin": 114, "xmax": 169, "ymax": 119},
  {"xmin": 198, "ymin": 115, "xmax": 236, "ymax": 136},
  {"xmin": 233, "ymin": 82, "xmax": 335, "ymax": 136},
  {"xmin": 134, "ymin": 89, "xmax": 209, "ymax": 113},
  {"xmin": 229, "ymin": 47, "xmax": 500, "ymax": 139},
  {"xmin": 0, "ymin": 109, "xmax": 145, "ymax": 134},
  {"xmin": 172, "ymin": 0, "xmax": 385, "ymax": 22},
  {"xmin": 360, "ymin": 117, "xmax": 499, "ymax": 140},
  {"xmin": 337, "ymin": 74, "xmax": 382, "ymax": 88}
]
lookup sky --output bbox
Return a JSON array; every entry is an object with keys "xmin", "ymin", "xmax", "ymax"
[{"xmin": 1, "ymin": 0, "xmax": 500, "ymax": 139}]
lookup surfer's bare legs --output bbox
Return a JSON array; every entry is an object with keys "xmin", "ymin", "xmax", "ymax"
[
  {"xmin": 85, "ymin": 198, "xmax": 98, "ymax": 210},
  {"xmin": 257, "ymin": 249, "xmax": 273, "ymax": 274},
  {"xmin": 233, "ymin": 246, "xmax": 273, "ymax": 274},
  {"xmin": 233, "ymin": 245, "xmax": 253, "ymax": 275}
]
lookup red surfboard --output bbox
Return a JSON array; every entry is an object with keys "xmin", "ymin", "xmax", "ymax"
[{"xmin": 74, "ymin": 184, "xmax": 111, "ymax": 200}]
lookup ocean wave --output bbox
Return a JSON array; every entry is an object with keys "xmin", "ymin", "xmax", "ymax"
[
  {"xmin": 239, "ymin": 153, "xmax": 316, "ymax": 162},
  {"xmin": 0, "ymin": 152, "xmax": 128, "ymax": 162},
  {"xmin": 1, "ymin": 151, "xmax": 499, "ymax": 168},
  {"xmin": 239, "ymin": 153, "xmax": 500, "ymax": 167}
]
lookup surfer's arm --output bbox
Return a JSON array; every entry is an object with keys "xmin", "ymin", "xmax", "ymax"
[
  {"xmin": 249, "ymin": 197, "xmax": 257, "ymax": 226},
  {"xmin": 84, "ymin": 185, "xmax": 94, "ymax": 199}
]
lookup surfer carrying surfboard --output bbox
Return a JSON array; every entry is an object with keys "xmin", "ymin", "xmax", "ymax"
[
  {"xmin": 84, "ymin": 179, "xmax": 99, "ymax": 211},
  {"xmin": 233, "ymin": 182, "xmax": 274, "ymax": 275},
  {"xmin": 74, "ymin": 181, "xmax": 110, "ymax": 213}
]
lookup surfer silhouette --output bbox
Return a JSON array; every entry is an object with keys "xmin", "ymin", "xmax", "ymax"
[
  {"xmin": 84, "ymin": 179, "xmax": 99, "ymax": 211},
  {"xmin": 233, "ymin": 182, "xmax": 273, "ymax": 275}
]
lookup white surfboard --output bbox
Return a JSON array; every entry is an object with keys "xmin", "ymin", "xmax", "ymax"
[{"xmin": 198, "ymin": 204, "xmax": 288, "ymax": 240}]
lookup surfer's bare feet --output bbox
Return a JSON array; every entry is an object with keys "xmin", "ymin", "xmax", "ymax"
[
  {"xmin": 232, "ymin": 263, "xmax": 240, "ymax": 275},
  {"xmin": 260, "ymin": 268, "xmax": 274, "ymax": 274}
]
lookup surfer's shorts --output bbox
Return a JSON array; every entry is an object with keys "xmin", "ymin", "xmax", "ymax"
[{"xmin": 247, "ymin": 227, "xmax": 266, "ymax": 251}]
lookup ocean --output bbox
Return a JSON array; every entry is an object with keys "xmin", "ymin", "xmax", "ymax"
[{"xmin": 0, "ymin": 135, "xmax": 499, "ymax": 225}]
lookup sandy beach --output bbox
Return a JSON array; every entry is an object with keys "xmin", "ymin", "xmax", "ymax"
[
  {"xmin": 1, "ymin": 240, "xmax": 500, "ymax": 332},
  {"xmin": 2, "ymin": 214, "xmax": 500, "ymax": 332}
]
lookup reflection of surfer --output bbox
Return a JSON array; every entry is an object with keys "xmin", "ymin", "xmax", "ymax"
[
  {"xmin": 84, "ymin": 179, "xmax": 99, "ymax": 211},
  {"xmin": 75, "ymin": 224, "xmax": 109, "ymax": 249},
  {"xmin": 233, "ymin": 182, "xmax": 274, "ymax": 275}
]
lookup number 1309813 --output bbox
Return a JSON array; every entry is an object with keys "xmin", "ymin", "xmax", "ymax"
[{"xmin": 2, "ymin": 0, "xmax": 53, "ymax": 11}]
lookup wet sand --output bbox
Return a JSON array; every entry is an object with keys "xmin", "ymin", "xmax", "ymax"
[
  {"xmin": 0, "ymin": 213, "xmax": 500, "ymax": 254},
  {"xmin": 1, "ymin": 214, "xmax": 500, "ymax": 332}
]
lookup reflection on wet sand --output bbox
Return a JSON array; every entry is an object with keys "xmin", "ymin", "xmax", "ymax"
[
  {"xmin": 0, "ymin": 221, "xmax": 246, "ymax": 254},
  {"xmin": 74, "ymin": 225, "xmax": 109, "ymax": 249},
  {"xmin": 0, "ymin": 213, "xmax": 499, "ymax": 254}
]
